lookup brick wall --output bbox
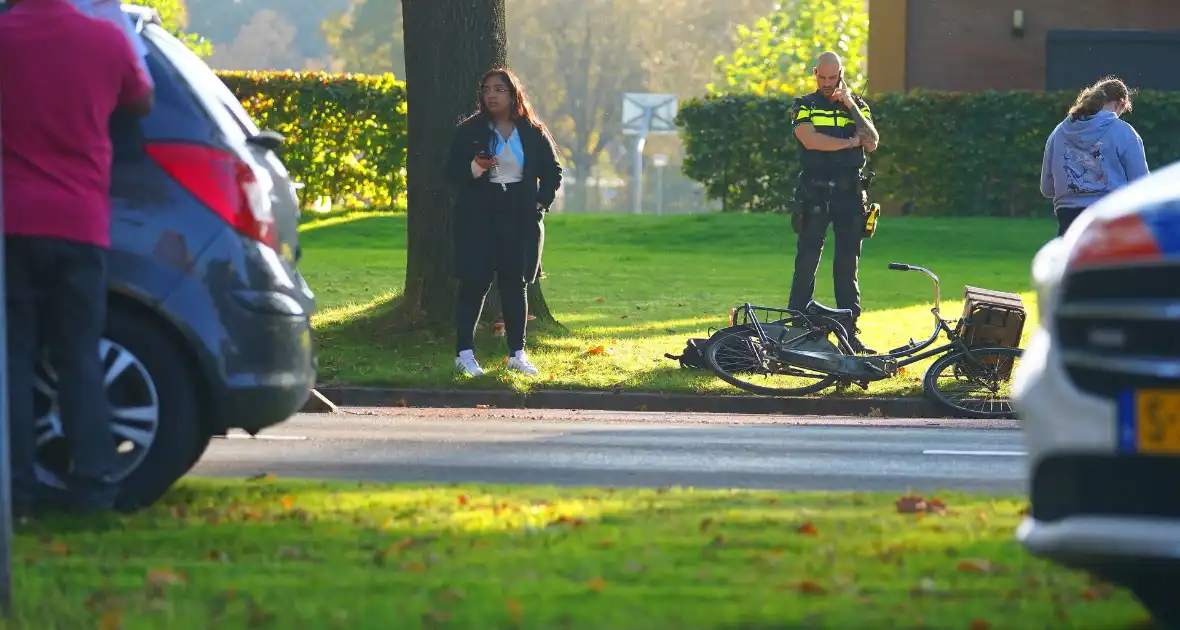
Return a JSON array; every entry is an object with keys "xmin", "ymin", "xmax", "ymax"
[{"xmin": 905, "ymin": 0, "xmax": 1180, "ymax": 91}]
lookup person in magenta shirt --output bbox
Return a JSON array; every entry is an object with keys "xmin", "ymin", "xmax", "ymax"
[{"xmin": 0, "ymin": 0, "xmax": 153, "ymax": 515}]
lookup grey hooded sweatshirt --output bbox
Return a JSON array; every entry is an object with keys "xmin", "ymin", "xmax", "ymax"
[{"xmin": 1040, "ymin": 109, "xmax": 1150, "ymax": 211}]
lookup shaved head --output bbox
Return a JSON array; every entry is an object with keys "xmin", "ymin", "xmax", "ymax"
[
  {"xmin": 813, "ymin": 51, "xmax": 844, "ymax": 98},
  {"xmin": 816, "ymin": 52, "xmax": 843, "ymax": 68}
]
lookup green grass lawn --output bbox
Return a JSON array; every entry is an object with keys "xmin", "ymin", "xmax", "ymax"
[
  {"xmin": 4, "ymin": 478, "xmax": 1150, "ymax": 629},
  {"xmin": 301, "ymin": 211, "xmax": 1052, "ymax": 396}
]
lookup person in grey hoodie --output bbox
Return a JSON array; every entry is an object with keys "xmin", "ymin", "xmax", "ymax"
[{"xmin": 1040, "ymin": 76, "xmax": 1150, "ymax": 237}]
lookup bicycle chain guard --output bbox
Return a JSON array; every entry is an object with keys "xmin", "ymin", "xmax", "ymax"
[{"xmin": 774, "ymin": 346, "xmax": 899, "ymax": 381}]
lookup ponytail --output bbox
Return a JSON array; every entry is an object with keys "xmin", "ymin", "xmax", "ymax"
[{"xmin": 1068, "ymin": 76, "xmax": 1134, "ymax": 121}]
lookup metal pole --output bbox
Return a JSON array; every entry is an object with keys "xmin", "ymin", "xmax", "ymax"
[
  {"xmin": 0, "ymin": 85, "xmax": 14, "ymax": 616},
  {"xmin": 656, "ymin": 165, "xmax": 665, "ymax": 216},
  {"xmin": 630, "ymin": 107, "xmax": 653, "ymax": 215}
]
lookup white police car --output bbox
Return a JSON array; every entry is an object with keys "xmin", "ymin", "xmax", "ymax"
[{"xmin": 1012, "ymin": 159, "xmax": 1180, "ymax": 627}]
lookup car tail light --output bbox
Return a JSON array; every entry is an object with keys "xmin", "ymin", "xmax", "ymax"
[
  {"xmin": 145, "ymin": 142, "xmax": 278, "ymax": 250},
  {"xmin": 1067, "ymin": 213, "xmax": 1162, "ymax": 271}
]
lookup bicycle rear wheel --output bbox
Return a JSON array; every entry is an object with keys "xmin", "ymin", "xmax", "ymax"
[
  {"xmin": 704, "ymin": 324, "xmax": 839, "ymax": 396},
  {"xmin": 922, "ymin": 346, "xmax": 1023, "ymax": 419}
]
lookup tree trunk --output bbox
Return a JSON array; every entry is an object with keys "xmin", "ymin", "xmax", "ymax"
[{"xmin": 398, "ymin": 0, "xmax": 559, "ymax": 330}]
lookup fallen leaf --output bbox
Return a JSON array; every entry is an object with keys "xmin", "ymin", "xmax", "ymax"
[
  {"xmin": 145, "ymin": 568, "xmax": 187, "ymax": 595},
  {"xmin": 595, "ymin": 297, "xmax": 605, "ymax": 303},
  {"xmin": 548, "ymin": 515, "xmax": 584, "ymax": 528},
  {"xmin": 896, "ymin": 494, "xmax": 927, "ymax": 514},
  {"xmin": 99, "ymin": 609, "xmax": 124, "ymax": 630},
  {"xmin": 48, "ymin": 542, "xmax": 70, "ymax": 556},
  {"xmin": 956, "ymin": 559, "xmax": 996, "ymax": 574},
  {"xmin": 505, "ymin": 599, "xmax": 524, "ymax": 623},
  {"xmin": 796, "ymin": 580, "xmax": 827, "ymax": 595},
  {"xmin": 796, "ymin": 522, "xmax": 819, "ymax": 536},
  {"xmin": 587, "ymin": 578, "xmax": 607, "ymax": 592},
  {"xmin": 969, "ymin": 620, "xmax": 990, "ymax": 630}
]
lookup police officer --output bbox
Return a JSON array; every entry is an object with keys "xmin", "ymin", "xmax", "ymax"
[{"xmin": 787, "ymin": 51, "xmax": 880, "ymax": 354}]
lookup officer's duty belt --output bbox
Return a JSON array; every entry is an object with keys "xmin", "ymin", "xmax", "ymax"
[{"xmin": 803, "ymin": 177, "xmax": 861, "ymax": 191}]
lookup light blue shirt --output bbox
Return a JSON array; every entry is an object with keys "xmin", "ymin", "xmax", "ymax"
[{"xmin": 489, "ymin": 124, "xmax": 525, "ymax": 167}]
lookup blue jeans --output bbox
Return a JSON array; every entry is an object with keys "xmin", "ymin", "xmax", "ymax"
[{"xmin": 5, "ymin": 236, "xmax": 113, "ymax": 509}]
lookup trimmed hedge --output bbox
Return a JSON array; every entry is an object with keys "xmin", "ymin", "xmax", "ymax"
[
  {"xmin": 676, "ymin": 90, "xmax": 1180, "ymax": 216},
  {"xmin": 216, "ymin": 71, "xmax": 408, "ymax": 210}
]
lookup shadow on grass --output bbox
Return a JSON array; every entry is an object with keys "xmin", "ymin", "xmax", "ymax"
[
  {"xmin": 7, "ymin": 480, "xmax": 1152, "ymax": 630},
  {"xmin": 299, "ymin": 212, "xmax": 1046, "ymax": 394}
]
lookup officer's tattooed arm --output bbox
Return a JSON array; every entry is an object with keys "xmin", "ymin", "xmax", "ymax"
[{"xmin": 849, "ymin": 105, "xmax": 879, "ymax": 145}]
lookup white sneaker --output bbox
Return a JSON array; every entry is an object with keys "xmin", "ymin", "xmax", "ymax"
[
  {"xmin": 506, "ymin": 350, "xmax": 539, "ymax": 375},
  {"xmin": 455, "ymin": 350, "xmax": 485, "ymax": 376}
]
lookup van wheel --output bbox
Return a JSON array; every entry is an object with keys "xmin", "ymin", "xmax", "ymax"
[{"xmin": 34, "ymin": 307, "xmax": 209, "ymax": 511}]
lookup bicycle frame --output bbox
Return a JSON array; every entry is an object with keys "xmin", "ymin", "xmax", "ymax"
[{"xmin": 727, "ymin": 262, "xmax": 977, "ymax": 369}]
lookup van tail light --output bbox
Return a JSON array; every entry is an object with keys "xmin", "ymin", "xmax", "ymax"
[{"xmin": 144, "ymin": 142, "xmax": 278, "ymax": 250}]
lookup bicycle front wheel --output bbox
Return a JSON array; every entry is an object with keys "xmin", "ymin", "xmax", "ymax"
[
  {"xmin": 922, "ymin": 346, "xmax": 1023, "ymax": 419},
  {"xmin": 704, "ymin": 325, "xmax": 839, "ymax": 396}
]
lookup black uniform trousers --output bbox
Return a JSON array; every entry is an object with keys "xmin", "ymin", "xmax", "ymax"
[
  {"xmin": 787, "ymin": 185, "xmax": 865, "ymax": 323},
  {"xmin": 454, "ymin": 181, "xmax": 529, "ymax": 356}
]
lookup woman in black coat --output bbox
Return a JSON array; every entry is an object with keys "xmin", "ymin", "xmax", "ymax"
[{"xmin": 444, "ymin": 67, "xmax": 563, "ymax": 377}]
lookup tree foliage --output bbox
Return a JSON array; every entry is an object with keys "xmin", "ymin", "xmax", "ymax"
[
  {"xmin": 711, "ymin": 0, "xmax": 868, "ymax": 97},
  {"xmin": 187, "ymin": 0, "xmax": 348, "ymax": 62},
  {"xmin": 217, "ymin": 70, "xmax": 407, "ymax": 209},
  {"xmin": 320, "ymin": 0, "xmax": 773, "ymax": 211},
  {"xmin": 138, "ymin": 0, "xmax": 212, "ymax": 57},
  {"xmin": 322, "ymin": 0, "xmax": 405, "ymax": 77}
]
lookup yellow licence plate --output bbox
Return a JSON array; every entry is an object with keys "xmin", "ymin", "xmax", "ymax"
[{"xmin": 1123, "ymin": 390, "xmax": 1180, "ymax": 454}]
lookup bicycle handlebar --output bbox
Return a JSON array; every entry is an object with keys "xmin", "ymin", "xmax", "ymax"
[{"xmin": 885, "ymin": 262, "xmax": 942, "ymax": 314}]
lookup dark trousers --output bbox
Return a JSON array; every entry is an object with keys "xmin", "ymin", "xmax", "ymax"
[
  {"xmin": 1056, "ymin": 206, "xmax": 1085, "ymax": 237},
  {"xmin": 5, "ymin": 236, "xmax": 113, "ymax": 506},
  {"xmin": 455, "ymin": 275, "xmax": 527, "ymax": 356},
  {"xmin": 454, "ymin": 183, "xmax": 530, "ymax": 356},
  {"xmin": 788, "ymin": 188, "xmax": 864, "ymax": 322}
]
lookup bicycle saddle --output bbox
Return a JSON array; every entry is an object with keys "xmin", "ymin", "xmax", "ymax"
[{"xmin": 805, "ymin": 300, "xmax": 854, "ymax": 320}]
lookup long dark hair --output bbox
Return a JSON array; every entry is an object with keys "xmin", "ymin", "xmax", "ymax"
[
  {"xmin": 467, "ymin": 68, "xmax": 554, "ymax": 138},
  {"xmin": 1068, "ymin": 76, "xmax": 1134, "ymax": 121}
]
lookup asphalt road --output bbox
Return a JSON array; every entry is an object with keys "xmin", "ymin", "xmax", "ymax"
[{"xmin": 190, "ymin": 407, "xmax": 1030, "ymax": 494}]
